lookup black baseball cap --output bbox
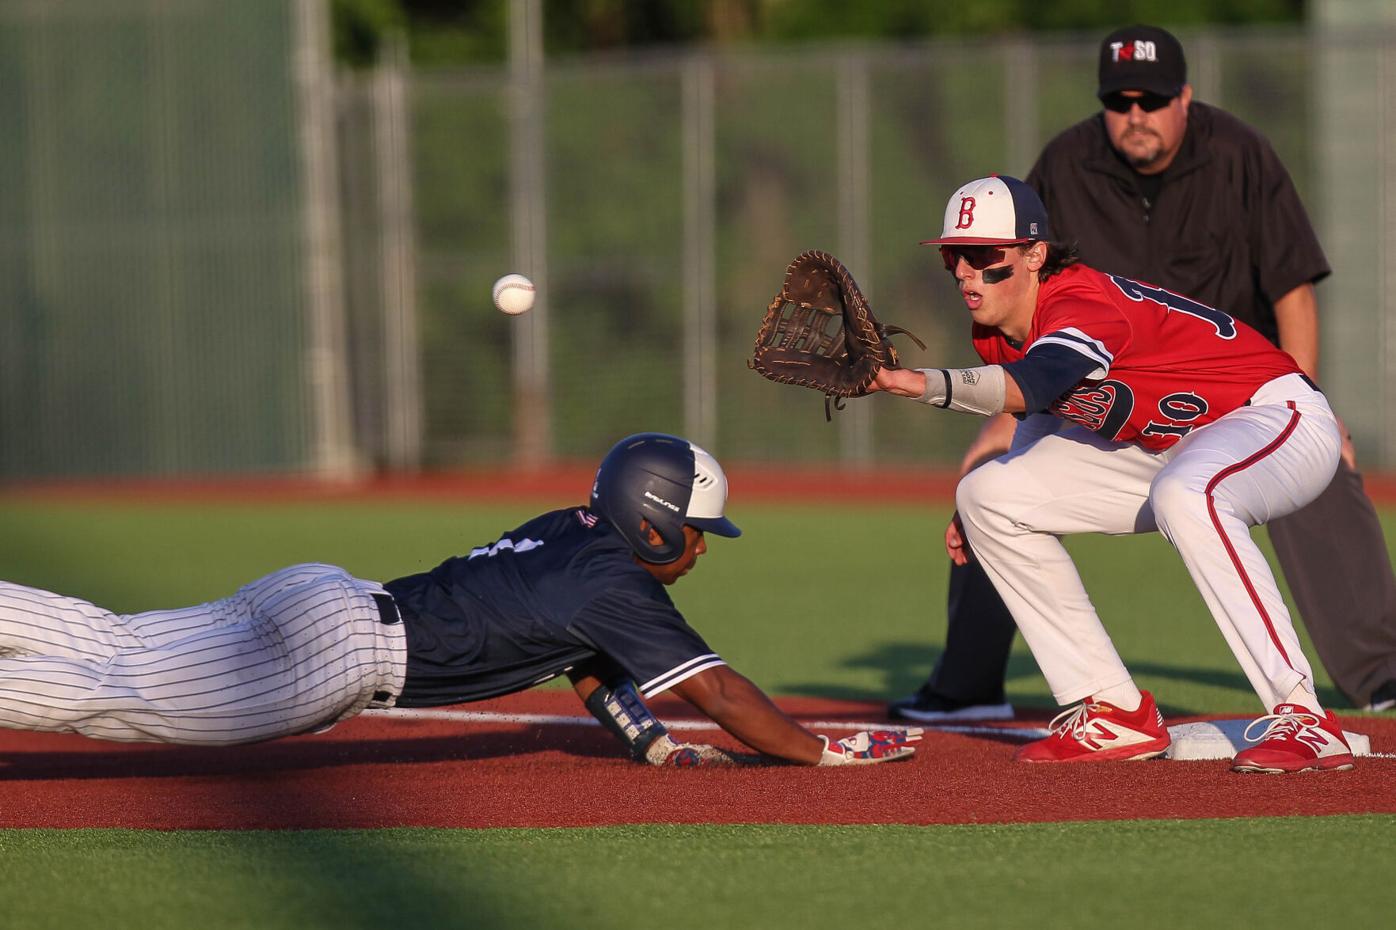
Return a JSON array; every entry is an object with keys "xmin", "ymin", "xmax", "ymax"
[{"xmin": 1097, "ymin": 25, "xmax": 1187, "ymax": 100}]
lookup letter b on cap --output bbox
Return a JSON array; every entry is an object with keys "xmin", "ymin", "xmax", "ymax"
[{"xmin": 955, "ymin": 197, "xmax": 976, "ymax": 230}]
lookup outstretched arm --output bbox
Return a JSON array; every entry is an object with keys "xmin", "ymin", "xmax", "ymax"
[
  {"xmin": 671, "ymin": 665, "xmax": 921, "ymax": 766},
  {"xmin": 670, "ymin": 665, "xmax": 824, "ymax": 763},
  {"xmin": 569, "ymin": 664, "xmax": 750, "ymax": 766},
  {"xmin": 870, "ymin": 344, "xmax": 1103, "ymax": 420},
  {"xmin": 869, "ymin": 365, "xmax": 1027, "ymax": 414},
  {"xmin": 570, "ymin": 663, "xmax": 918, "ymax": 767}
]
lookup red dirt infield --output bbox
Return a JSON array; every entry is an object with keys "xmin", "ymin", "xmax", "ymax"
[
  {"xmin": 5, "ymin": 472, "xmax": 1396, "ymax": 829},
  {"xmin": 2, "ymin": 690, "xmax": 1393, "ymax": 830}
]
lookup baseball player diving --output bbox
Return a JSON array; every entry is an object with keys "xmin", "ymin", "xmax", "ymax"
[
  {"xmin": 868, "ymin": 175, "xmax": 1353, "ymax": 774},
  {"xmin": 0, "ymin": 433, "xmax": 920, "ymax": 768}
]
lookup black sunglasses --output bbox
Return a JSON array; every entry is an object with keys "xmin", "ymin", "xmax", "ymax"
[
  {"xmin": 1101, "ymin": 91, "xmax": 1174, "ymax": 114},
  {"xmin": 940, "ymin": 245, "xmax": 1008, "ymax": 272}
]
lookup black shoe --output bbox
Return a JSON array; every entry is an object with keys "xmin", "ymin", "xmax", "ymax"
[
  {"xmin": 886, "ymin": 687, "xmax": 1013, "ymax": 723},
  {"xmin": 1364, "ymin": 680, "xmax": 1396, "ymax": 712}
]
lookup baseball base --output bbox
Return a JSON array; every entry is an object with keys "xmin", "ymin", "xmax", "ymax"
[{"xmin": 1165, "ymin": 719, "xmax": 1371, "ymax": 761}]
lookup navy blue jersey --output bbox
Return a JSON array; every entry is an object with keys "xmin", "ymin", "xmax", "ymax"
[{"xmin": 386, "ymin": 507, "xmax": 725, "ymax": 707}]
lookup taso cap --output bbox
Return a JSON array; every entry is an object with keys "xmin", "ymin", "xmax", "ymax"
[
  {"xmin": 1097, "ymin": 25, "xmax": 1187, "ymax": 99},
  {"xmin": 919, "ymin": 175, "xmax": 1050, "ymax": 246}
]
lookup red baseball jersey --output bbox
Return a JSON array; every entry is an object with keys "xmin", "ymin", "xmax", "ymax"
[{"xmin": 973, "ymin": 263, "xmax": 1303, "ymax": 451}]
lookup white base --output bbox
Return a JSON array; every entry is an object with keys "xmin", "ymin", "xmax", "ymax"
[{"xmin": 1165, "ymin": 719, "xmax": 1370, "ymax": 761}]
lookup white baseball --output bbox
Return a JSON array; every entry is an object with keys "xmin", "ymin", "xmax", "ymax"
[{"xmin": 492, "ymin": 274, "xmax": 535, "ymax": 315}]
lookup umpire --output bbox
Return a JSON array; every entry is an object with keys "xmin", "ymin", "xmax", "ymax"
[{"xmin": 890, "ymin": 24, "xmax": 1396, "ymax": 720}]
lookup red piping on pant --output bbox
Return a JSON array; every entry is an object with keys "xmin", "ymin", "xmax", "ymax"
[{"xmin": 1204, "ymin": 401, "xmax": 1301, "ymax": 672}]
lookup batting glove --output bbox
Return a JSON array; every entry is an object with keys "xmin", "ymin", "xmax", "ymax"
[
  {"xmin": 643, "ymin": 733, "xmax": 740, "ymax": 767},
  {"xmin": 817, "ymin": 728, "xmax": 922, "ymax": 766}
]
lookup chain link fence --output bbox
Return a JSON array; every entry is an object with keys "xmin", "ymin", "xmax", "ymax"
[
  {"xmin": 4, "ymin": 3, "xmax": 1396, "ymax": 478},
  {"xmin": 0, "ymin": 0, "xmax": 310, "ymax": 477},
  {"xmin": 348, "ymin": 25, "xmax": 1396, "ymax": 471}
]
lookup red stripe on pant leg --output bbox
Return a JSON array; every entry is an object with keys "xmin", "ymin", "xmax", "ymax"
[{"xmin": 1204, "ymin": 401, "xmax": 1301, "ymax": 671}]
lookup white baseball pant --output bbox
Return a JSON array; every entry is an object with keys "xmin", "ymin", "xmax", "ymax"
[
  {"xmin": 0, "ymin": 563, "xmax": 407, "ymax": 745},
  {"xmin": 956, "ymin": 373, "xmax": 1341, "ymax": 711}
]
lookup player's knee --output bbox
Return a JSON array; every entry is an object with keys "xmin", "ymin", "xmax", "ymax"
[
  {"xmin": 956, "ymin": 464, "xmax": 1017, "ymax": 533},
  {"xmin": 1148, "ymin": 471, "xmax": 1208, "ymax": 536}
]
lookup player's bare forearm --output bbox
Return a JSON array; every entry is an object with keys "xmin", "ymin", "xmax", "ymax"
[
  {"xmin": 670, "ymin": 665, "xmax": 825, "ymax": 764},
  {"xmin": 869, "ymin": 365, "xmax": 1026, "ymax": 413},
  {"xmin": 869, "ymin": 366, "xmax": 928, "ymax": 398},
  {"xmin": 1273, "ymin": 283, "xmax": 1319, "ymax": 379}
]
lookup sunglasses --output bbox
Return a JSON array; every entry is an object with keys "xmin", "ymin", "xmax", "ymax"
[
  {"xmin": 1101, "ymin": 91, "xmax": 1174, "ymax": 113},
  {"xmin": 940, "ymin": 245, "xmax": 1009, "ymax": 272}
]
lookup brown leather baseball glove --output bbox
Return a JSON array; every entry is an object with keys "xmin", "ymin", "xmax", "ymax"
[{"xmin": 748, "ymin": 250, "xmax": 924, "ymax": 419}]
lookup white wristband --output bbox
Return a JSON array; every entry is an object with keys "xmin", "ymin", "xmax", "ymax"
[{"xmin": 915, "ymin": 366, "xmax": 1006, "ymax": 416}]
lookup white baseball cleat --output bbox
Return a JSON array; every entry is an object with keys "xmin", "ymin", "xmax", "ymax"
[
  {"xmin": 1015, "ymin": 690, "xmax": 1170, "ymax": 763},
  {"xmin": 1231, "ymin": 705, "xmax": 1356, "ymax": 774}
]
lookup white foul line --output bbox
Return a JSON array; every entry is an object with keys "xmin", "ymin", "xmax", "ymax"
[
  {"xmin": 363, "ymin": 706, "xmax": 1049, "ymax": 741},
  {"xmin": 363, "ymin": 708, "xmax": 1396, "ymax": 758}
]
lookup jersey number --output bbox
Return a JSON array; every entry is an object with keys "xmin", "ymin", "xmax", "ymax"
[
  {"xmin": 1107, "ymin": 275, "xmax": 1237, "ymax": 339},
  {"xmin": 468, "ymin": 536, "xmax": 545, "ymax": 560},
  {"xmin": 1106, "ymin": 275, "xmax": 1231, "ymax": 441},
  {"xmin": 1140, "ymin": 391, "xmax": 1210, "ymax": 440}
]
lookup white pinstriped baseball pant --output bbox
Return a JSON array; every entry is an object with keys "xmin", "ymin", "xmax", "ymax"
[
  {"xmin": 0, "ymin": 563, "xmax": 407, "ymax": 745},
  {"xmin": 956, "ymin": 373, "xmax": 1342, "ymax": 711}
]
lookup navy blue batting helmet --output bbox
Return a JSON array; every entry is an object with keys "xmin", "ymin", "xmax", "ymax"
[{"xmin": 590, "ymin": 433, "xmax": 741, "ymax": 565}]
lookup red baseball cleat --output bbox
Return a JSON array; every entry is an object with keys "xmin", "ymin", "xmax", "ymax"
[
  {"xmin": 1015, "ymin": 690, "xmax": 1170, "ymax": 762},
  {"xmin": 1231, "ymin": 705, "xmax": 1356, "ymax": 774}
]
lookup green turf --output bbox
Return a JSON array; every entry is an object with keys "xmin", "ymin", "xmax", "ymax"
[
  {"xmin": 2, "ymin": 498, "xmax": 1390, "ymax": 715},
  {"xmin": 0, "ymin": 817, "xmax": 1392, "ymax": 929},
  {"xmin": 2, "ymin": 499, "xmax": 1394, "ymax": 927}
]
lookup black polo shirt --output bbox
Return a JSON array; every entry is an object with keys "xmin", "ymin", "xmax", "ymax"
[
  {"xmin": 386, "ymin": 507, "xmax": 724, "ymax": 706},
  {"xmin": 1026, "ymin": 101, "xmax": 1329, "ymax": 346}
]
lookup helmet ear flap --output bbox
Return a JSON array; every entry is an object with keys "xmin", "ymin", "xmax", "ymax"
[
  {"xmin": 625, "ymin": 494, "xmax": 687, "ymax": 563},
  {"xmin": 635, "ymin": 518, "xmax": 683, "ymax": 564}
]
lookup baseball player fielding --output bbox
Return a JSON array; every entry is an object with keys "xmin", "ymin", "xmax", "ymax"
[{"xmin": 859, "ymin": 173, "xmax": 1355, "ymax": 775}]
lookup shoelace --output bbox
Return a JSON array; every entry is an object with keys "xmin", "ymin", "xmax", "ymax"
[
  {"xmin": 1047, "ymin": 702, "xmax": 1101, "ymax": 739},
  {"xmin": 1243, "ymin": 708, "xmax": 1321, "ymax": 744}
]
